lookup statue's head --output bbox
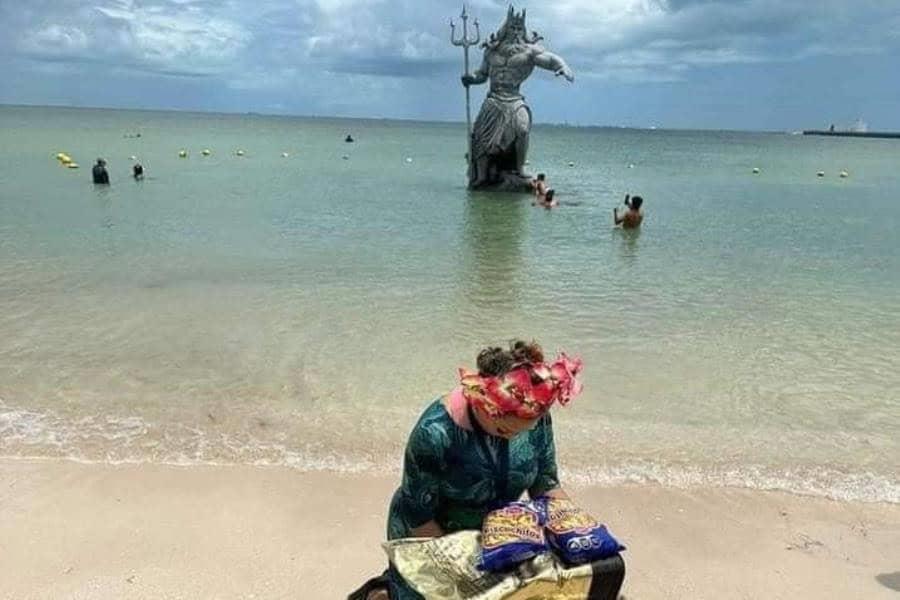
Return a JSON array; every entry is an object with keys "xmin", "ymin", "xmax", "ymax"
[
  {"xmin": 499, "ymin": 5, "xmax": 526, "ymax": 42},
  {"xmin": 485, "ymin": 5, "xmax": 542, "ymax": 48}
]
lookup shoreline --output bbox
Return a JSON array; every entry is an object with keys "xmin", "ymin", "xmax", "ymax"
[
  {"xmin": 3, "ymin": 451, "xmax": 898, "ymax": 506},
  {"xmin": 2, "ymin": 458, "xmax": 898, "ymax": 599}
]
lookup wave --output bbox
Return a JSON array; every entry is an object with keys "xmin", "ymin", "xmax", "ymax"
[{"xmin": 3, "ymin": 401, "xmax": 897, "ymax": 505}]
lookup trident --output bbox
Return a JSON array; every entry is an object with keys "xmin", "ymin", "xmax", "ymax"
[{"xmin": 450, "ymin": 5, "xmax": 480, "ymax": 168}]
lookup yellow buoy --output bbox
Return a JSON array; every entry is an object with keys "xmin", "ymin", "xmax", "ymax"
[
  {"xmin": 752, "ymin": 167, "xmax": 760, "ymax": 174},
  {"xmin": 202, "ymin": 149, "xmax": 211, "ymax": 156},
  {"xmin": 179, "ymin": 150, "xmax": 188, "ymax": 158},
  {"xmin": 60, "ymin": 156, "xmax": 73, "ymax": 165},
  {"xmin": 839, "ymin": 171, "xmax": 849, "ymax": 178},
  {"xmin": 235, "ymin": 149, "xmax": 245, "ymax": 156},
  {"xmin": 56, "ymin": 152, "xmax": 67, "ymax": 161}
]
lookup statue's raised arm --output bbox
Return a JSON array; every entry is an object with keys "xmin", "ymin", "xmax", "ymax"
[
  {"xmin": 534, "ymin": 49, "xmax": 574, "ymax": 82},
  {"xmin": 463, "ymin": 6, "xmax": 575, "ymax": 191}
]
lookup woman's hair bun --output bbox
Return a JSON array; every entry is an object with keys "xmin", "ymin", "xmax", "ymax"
[
  {"xmin": 477, "ymin": 340, "xmax": 543, "ymax": 376},
  {"xmin": 510, "ymin": 339, "xmax": 544, "ymax": 365},
  {"xmin": 476, "ymin": 346, "xmax": 513, "ymax": 377}
]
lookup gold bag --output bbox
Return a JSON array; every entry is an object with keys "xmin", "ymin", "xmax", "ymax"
[{"xmin": 384, "ymin": 530, "xmax": 595, "ymax": 600}]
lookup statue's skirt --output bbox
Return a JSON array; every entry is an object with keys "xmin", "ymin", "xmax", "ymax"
[{"xmin": 472, "ymin": 96, "xmax": 531, "ymax": 159}]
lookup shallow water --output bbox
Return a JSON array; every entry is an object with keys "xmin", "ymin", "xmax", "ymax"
[{"xmin": 1, "ymin": 105, "xmax": 898, "ymax": 502}]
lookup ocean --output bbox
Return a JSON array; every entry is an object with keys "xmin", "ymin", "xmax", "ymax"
[{"xmin": 1, "ymin": 105, "xmax": 897, "ymax": 502}]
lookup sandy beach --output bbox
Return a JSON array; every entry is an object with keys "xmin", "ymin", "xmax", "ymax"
[{"xmin": 1, "ymin": 458, "xmax": 897, "ymax": 599}]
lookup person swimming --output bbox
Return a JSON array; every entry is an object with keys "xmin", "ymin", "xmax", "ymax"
[
  {"xmin": 541, "ymin": 189, "xmax": 558, "ymax": 209},
  {"xmin": 92, "ymin": 158, "xmax": 110, "ymax": 185},
  {"xmin": 132, "ymin": 163, "xmax": 144, "ymax": 180},
  {"xmin": 531, "ymin": 173, "xmax": 548, "ymax": 201},
  {"xmin": 614, "ymin": 194, "xmax": 643, "ymax": 228},
  {"xmin": 345, "ymin": 134, "xmax": 355, "ymax": 143}
]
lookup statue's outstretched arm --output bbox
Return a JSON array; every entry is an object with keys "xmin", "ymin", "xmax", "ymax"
[
  {"xmin": 462, "ymin": 55, "xmax": 489, "ymax": 87},
  {"xmin": 534, "ymin": 51, "xmax": 574, "ymax": 82}
]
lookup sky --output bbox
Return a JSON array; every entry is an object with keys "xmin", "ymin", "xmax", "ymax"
[{"xmin": 1, "ymin": 0, "xmax": 899, "ymax": 130}]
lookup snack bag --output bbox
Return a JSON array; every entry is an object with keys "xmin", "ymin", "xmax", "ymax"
[
  {"xmin": 479, "ymin": 501, "xmax": 548, "ymax": 572},
  {"xmin": 540, "ymin": 497, "xmax": 625, "ymax": 565}
]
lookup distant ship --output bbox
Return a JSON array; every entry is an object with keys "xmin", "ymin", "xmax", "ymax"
[{"xmin": 804, "ymin": 118, "xmax": 900, "ymax": 139}]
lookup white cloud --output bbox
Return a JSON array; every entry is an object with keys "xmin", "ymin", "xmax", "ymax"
[
  {"xmin": 507, "ymin": 0, "xmax": 900, "ymax": 81},
  {"xmin": 4, "ymin": 0, "xmax": 900, "ymax": 89},
  {"xmin": 15, "ymin": 0, "xmax": 250, "ymax": 76},
  {"xmin": 20, "ymin": 24, "xmax": 90, "ymax": 56},
  {"xmin": 94, "ymin": 3, "xmax": 250, "ymax": 73}
]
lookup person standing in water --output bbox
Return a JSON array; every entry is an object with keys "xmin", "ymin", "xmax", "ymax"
[
  {"xmin": 543, "ymin": 189, "xmax": 558, "ymax": 208},
  {"xmin": 92, "ymin": 158, "xmax": 110, "ymax": 185},
  {"xmin": 534, "ymin": 189, "xmax": 557, "ymax": 209},
  {"xmin": 532, "ymin": 173, "xmax": 548, "ymax": 201},
  {"xmin": 614, "ymin": 194, "xmax": 643, "ymax": 229}
]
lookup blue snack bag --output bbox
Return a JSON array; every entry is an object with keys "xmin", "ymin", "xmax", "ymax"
[
  {"xmin": 479, "ymin": 501, "xmax": 548, "ymax": 572},
  {"xmin": 540, "ymin": 497, "xmax": 625, "ymax": 565}
]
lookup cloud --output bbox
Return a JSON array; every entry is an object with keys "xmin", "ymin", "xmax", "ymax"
[
  {"xmin": 19, "ymin": 24, "xmax": 90, "ymax": 56},
  {"xmin": 93, "ymin": 3, "xmax": 249, "ymax": 73},
  {"xmin": 7, "ymin": 0, "xmax": 899, "ymax": 84},
  {"xmin": 12, "ymin": 0, "xmax": 251, "ymax": 76},
  {"xmin": 1, "ymin": 0, "xmax": 899, "ymax": 126},
  {"xmin": 300, "ymin": 0, "xmax": 454, "ymax": 76},
  {"xmin": 535, "ymin": 0, "xmax": 900, "ymax": 81}
]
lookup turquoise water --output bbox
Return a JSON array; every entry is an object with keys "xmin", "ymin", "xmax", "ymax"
[{"xmin": 1, "ymin": 105, "xmax": 898, "ymax": 502}]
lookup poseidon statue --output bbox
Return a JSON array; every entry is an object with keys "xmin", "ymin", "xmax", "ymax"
[{"xmin": 462, "ymin": 6, "xmax": 574, "ymax": 191}]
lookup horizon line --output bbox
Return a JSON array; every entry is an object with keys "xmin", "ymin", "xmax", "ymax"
[{"xmin": 0, "ymin": 101, "xmax": 785, "ymax": 134}]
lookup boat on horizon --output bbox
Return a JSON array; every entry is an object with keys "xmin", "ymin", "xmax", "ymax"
[
  {"xmin": 804, "ymin": 118, "xmax": 899, "ymax": 139},
  {"xmin": 803, "ymin": 129, "xmax": 900, "ymax": 139}
]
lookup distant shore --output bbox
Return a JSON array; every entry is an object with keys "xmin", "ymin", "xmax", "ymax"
[
  {"xmin": 2, "ymin": 458, "xmax": 898, "ymax": 599},
  {"xmin": 803, "ymin": 130, "xmax": 900, "ymax": 139},
  {"xmin": 2, "ymin": 102, "xmax": 862, "ymax": 135}
]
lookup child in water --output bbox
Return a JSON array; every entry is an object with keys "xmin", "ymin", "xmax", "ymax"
[
  {"xmin": 614, "ymin": 194, "xmax": 643, "ymax": 228},
  {"xmin": 531, "ymin": 173, "xmax": 549, "ymax": 202},
  {"xmin": 541, "ymin": 189, "xmax": 558, "ymax": 209}
]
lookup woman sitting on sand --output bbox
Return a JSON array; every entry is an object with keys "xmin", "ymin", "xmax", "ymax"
[{"xmin": 354, "ymin": 340, "xmax": 583, "ymax": 600}]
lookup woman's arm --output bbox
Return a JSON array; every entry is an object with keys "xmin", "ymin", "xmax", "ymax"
[
  {"xmin": 396, "ymin": 421, "xmax": 446, "ymax": 537},
  {"xmin": 528, "ymin": 413, "xmax": 563, "ymax": 499},
  {"xmin": 540, "ymin": 487, "xmax": 570, "ymax": 500}
]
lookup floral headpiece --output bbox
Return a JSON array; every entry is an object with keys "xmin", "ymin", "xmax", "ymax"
[{"xmin": 459, "ymin": 353, "xmax": 583, "ymax": 419}]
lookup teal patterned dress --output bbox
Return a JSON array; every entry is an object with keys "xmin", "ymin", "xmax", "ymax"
[{"xmin": 386, "ymin": 398, "xmax": 560, "ymax": 599}]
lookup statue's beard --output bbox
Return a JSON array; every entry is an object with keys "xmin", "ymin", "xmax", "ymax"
[
  {"xmin": 502, "ymin": 32, "xmax": 525, "ymax": 44},
  {"xmin": 485, "ymin": 29, "xmax": 538, "ymax": 51}
]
